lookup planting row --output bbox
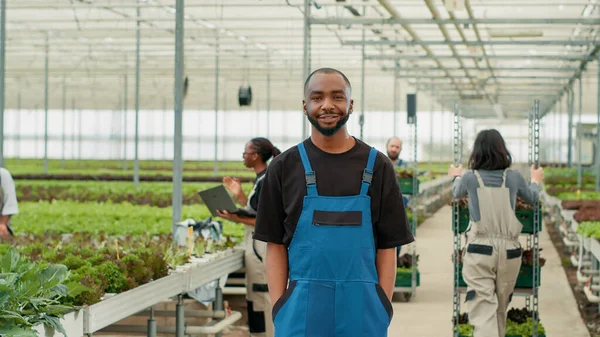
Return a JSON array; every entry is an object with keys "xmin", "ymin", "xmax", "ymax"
[
  {"xmin": 455, "ymin": 308, "xmax": 546, "ymax": 337},
  {"xmin": 16, "ymin": 180, "xmax": 253, "ymax": 207}
]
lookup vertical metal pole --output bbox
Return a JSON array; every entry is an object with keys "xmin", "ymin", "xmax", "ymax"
[
  {"xmin": 578, "ymin": 77, "xmax": 583, "ymax": 188},
  {"xmin": 78, "ymin": 105, "xmax": 82, "ymax": 160},
  {"xmin": 213, "ymin": 32, "xmax": 219, "ymax": 177},
  {"xmin": 133, "ymin": 5, "xmax": 141, "ymax": 188},
  {"xmin": 596, "ymin": 52, "xmax": 600, "ymax": 192},
  {"xmin": 71, "ymin": 97, "xmax": 75, "ymax": 159},
  {"xmin": 163, "ymin": 97, "xmax": 167, "ymax": 159},
  {"xmin": 266, "ymin": 51, "xmax": 271, "ymax": 138},
  {"xmin": 393, "ymin": 63, "xmax": 398, "ymax": 135},
  {"xmin": 215, "ymin": 287, "xmax": 224, "ymax": 337},
  {"xmin": 359, "ymin": 5, "xmax": 366, "ymax": 140},
  {"xmin": 532, "ymin": 99, "xmax": 540, "ymax": 337},
  {"xmin": 147, "ymin": 307, "xmax": 156, "ymax": 337},
  {"xmin": 16, "ymin": 91, "xmax": 20, "ymax": 163},
  {"xmin": 43, "ymin": 33, "xmax": 49, "ymax": 174},
  {"xmin": 61, "ymin": 76, "xmax": 66, "ymax": 168},
  {"xmin": 175, "ymin": 295, "xmax": 184, "ymax": 337},
  {"xmin": 0, "ymin": 0, "xmax": 5, "ymax": 167},
  {"xmin": 123, "ymin": 73, "xmax": 128, "ymax": 170},
  {"xmin": 173, "ymin": 0, "xmax": 184, "ymax": 227},
  {"xmin": 559, "ymin": 96, "xmax": 563, "ymax": 166},
  {"xmin": 302, "ymin": 0, "xmax": 311, "ymax": 139},
  {"xmin": 568, "ymin": 87, "xmax": 574, "ymax": 167},
  {"xmin": 429, "ymin": 79, "xmax": 434, "ymax": 170}
]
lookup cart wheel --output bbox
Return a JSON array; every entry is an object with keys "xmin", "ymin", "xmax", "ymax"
[{"xmin": 403, "ymin": 292, "xmax": 412, "ymax": 301}]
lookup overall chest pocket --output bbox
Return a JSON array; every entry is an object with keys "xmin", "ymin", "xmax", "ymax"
[{"xmin": 312, "ymin": 210, "xmax": 362, "ymax": 227}]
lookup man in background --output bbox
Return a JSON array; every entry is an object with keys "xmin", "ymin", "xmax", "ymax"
[{"xmin": 385, "ymin": 136, "xmax": 408, "ymax": 168}]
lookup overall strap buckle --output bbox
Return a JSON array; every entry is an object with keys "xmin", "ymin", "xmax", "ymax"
[
  {"xmin": 305, "ymin": 171, "xmax": 317, "ymax": 186},
  {"xmin": 362, "ymin": 168, "xmax": 373, "ymax": 184}
]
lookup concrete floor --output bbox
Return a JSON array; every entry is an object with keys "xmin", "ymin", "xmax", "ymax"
[{"xmin": 388, "ymin": 205, "xmax": 590, "ymax": 337}]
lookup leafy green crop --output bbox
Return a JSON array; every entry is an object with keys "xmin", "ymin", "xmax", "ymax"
[
  {"xmin": 0, "ymin": 248, "xmax": 88, "ymax": 336},
  {"xmin": 577, "ymin": 222, "xmax": 600, "ymax": 238},
  {"xmin": 16, "ymin": 180, "xmax": 254, "ymax": 208},
  {"xmin": 556, "ymin": 191, "xmax": 600, "ymax": 201},
  {"xmin": 457, "ymin": 318, "xmax": 545, "ymax": 337},
  {"xmin": 11, "ymin": 200, "xmax": 245, "ymax": 239}
]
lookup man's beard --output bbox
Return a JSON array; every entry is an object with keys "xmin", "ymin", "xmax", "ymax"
[
  {"xmin": 387, "ymin": 152, "xmax": 399, "ymax": 161},
  {"xmin": 307, "ymin": 113, "xmax": 350, "ymax": 136}
]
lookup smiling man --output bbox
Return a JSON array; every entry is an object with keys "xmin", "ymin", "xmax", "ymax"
[{"xmin": 253, "ymin": 68, "xmax": 414, "ymax": 337}]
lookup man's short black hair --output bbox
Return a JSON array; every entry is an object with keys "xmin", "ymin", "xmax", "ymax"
[{"xmin": 303, "ymin": 67, "xmax": 352, "ymax": 97}]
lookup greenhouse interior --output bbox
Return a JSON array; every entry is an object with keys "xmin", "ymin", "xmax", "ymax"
[{"xmin": 1, "ymin": 0, "xmax": 600, "ymax": 337}]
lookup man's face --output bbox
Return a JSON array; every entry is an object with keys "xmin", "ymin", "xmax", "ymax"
[
  {"xmin": 303, "ymin": 73, "xmax": 353, "ymax": 136},
  {"xmin": 386, "ymin": 139, "xmax": 402, "ymax": 160}
]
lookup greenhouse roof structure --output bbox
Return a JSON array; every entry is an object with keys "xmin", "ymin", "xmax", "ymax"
[{"xmin": 5, "ymin": 0, "xmax": 600, "ymax": 119}]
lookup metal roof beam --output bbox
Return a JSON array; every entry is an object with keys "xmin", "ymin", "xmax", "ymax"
[
  {"xmin": 344, "ymin": 39, "xmax": 599, "ymax": 47},
  {"xmin": 381, "ymin": 66, "xmax": 579, "ymax": 72},
  {"xmin": 309, "ymin": 18, "xmax": 600, "ymax": 25},
  {"xmin": 367, "ymin": 54, "xmax": 593, "ymax": 61}
]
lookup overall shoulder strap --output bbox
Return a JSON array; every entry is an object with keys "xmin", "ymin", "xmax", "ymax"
[
  {"xmin": 297, "ymin": 142, "xmax": 318, "ymax": 196},
  {"xmin": 473, "ymin": 170, "xmax": 486, "ymax": 187},
  {"xmin": 501, "ymin": 168, "xmax": 508, "ymax": 188},
  {"xmin": 360, "ymin": 147, "xmax": 378, "ymax": 196}
]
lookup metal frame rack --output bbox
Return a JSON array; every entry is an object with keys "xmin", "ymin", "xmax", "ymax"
[
  {"xmin": 451, "ymin": 100, "xmax": 543, "ymax": 337},
  {"xmin": 527, "ymin": 100, "xmax": 542, "ymax": 336},
  {"xmin": 393, "ymin": 97, "xmax": 419, "ymax": 301},
  {"xmin": 451, "ymin": 101, "xmax": 463, "ymax": 337}
]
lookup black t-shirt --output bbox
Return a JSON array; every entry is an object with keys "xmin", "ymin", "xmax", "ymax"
[
  {"xmin": 253, "ymin": 137, "xmax": 415, "ymax": 250},
  {"xmin": 248, "ymin": 169, "xmax": 266, "ymax": 211}
]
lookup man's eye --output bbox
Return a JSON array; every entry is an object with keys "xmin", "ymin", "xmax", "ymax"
[{"xmin": 335, "ymin": 96, "xmax": 344, "ymax": 100}]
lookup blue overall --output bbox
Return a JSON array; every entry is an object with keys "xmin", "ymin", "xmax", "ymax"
[{"xmin": 271, "ymin": 142, "xmax": 394, "ymax": 337}]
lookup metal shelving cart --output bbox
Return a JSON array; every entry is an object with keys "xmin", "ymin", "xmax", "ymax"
[{"xmin": 451, "ymin": 100, "xmax": 543, "ymax": 337}]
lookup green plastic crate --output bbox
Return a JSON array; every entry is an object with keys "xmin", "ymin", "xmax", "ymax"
[
  {"xmin": 453, "ymin": 208, "xmax": 542, "ymax": 234},
  {"xmin": 515, "ymin": 207, "xmax": 543, "ymax": 234},
  {"xmin": 457, "ymin": 265, "xmax": 541, "ymax": 288},
  {"xmin": 515, "ymin": 265, "xmax": 541, "ymax": 288},
  {"xmin": 398, "ymin": 178, "xmax": 420, "ymax": 195},
  {"xmin": 395, "ymin": 268, "xmax": 420, "ymax": 287}
]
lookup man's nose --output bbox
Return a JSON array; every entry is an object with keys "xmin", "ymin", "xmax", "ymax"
[{"xmin": 321, "ymin": 98, "xmax": 335, "ymax": 111}]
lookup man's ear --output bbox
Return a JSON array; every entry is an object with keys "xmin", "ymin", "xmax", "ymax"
[
  {"xmin": 302, "ymin": 100, "xmax": 307, "ymax": 115},
  {"xmin": 349, "ymin": 99, "xmax": 354, "ymax": 114}
]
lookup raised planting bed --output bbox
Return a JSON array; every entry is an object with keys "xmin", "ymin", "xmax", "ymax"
[
  {"xmin": 452, "ymin": 197, "xmax": 542, "ymax": 234},
  {"xmin": 12, "ymin": 173, "xmax": 256, "ymax": 182},
  {"xmin": 455, "ymin": 308, "xmax": 546, "ymax": 337},
  {"xmin": 574, "ymin": 209, "xmax": 600, "ymax": 223},
  {"xmin": 0, "ymin": 231, "xmax": 240, "ymax": 307},
  {"xmin": 561, "ymin": 200, "xmax": 600, "ymax": 210},
  {"xmin": 455, "ymin": 249, "xmax": 545, "ymax": 288},
  {"xmin": 16, "ymin": 180, "xmax": 254, "ymax": 208},
  {"xmin": 11, "ymin": 201, "xmax": 245, "ymax": 239}
]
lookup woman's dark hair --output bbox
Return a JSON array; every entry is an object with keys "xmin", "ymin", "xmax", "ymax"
[
  {"xmin": 468, "ymin": 129, "xmax": 512, "ymax": 170},
  {"xmin": 249, "ymin": 137, "xmax": 281, "ymax": 163}
]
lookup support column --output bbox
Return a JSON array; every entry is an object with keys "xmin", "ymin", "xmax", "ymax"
[
  {"xmin": 43, "ymin": 33, "xmax": 49, "ymax": 174},
  {"xmin": 71, "ymin": 98, "xmax": 75, "ymax": 159},
  {"xmin": 568, "ymin": 87, "xmax": 574, "ymax": 167},
  {"xmin": 16, "ymin": 91, "xmax": 20, "ymax": 163},
  {"xmin": 134, "ymin": 5, "xmax": 141, "ymax": 187},
  {"xmin": 393, "ymin": 62, "xmax": 398, "ymax": 135},
  {"xmin": 559, "ymin": 96, "xmax": 563, "ymax": 166},
  {"xmin": 0, "ymin": 0, "xmax": 5, "ymax": 167},
  {"xmin": 123, "ymin": 73, "xmax": 128, "ymax": 170},
  {"xmin": 596, "ymin": 52, "xmax": 600, "ymax": 192},
  {"xmin": 163, "ymin": 97, "xmax": 167, "ymax": 159},
  {"xmin": 302, "ymin": 0, "xmax": 311, "ymax": 139},
  {"xmin": 172, "ymin": 0, "xmax": 185, "ymax": 226},
  {"xmin": 578, "ymin": 77, "xmax": 583, "ymax": 188},
  {"xmin": 266, "ymin": 51, "xmax": 271, "ymax": 138},
  {"xmin": 61, "ymin": 76, "xmax": 66, "ymax": 168},
  {"xmin": 359, "ymin": 4, "xmax": 366, "ymax": 140},
  {"xmin": 429, "ymin": 80, "xmax": 434, "ymax": 171},
  {"xmin": 213, "ymin": 32, "xmax": 219, "ymax": 177}
]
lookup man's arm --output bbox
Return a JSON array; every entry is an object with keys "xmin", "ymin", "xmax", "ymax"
[
  {"xmin": 266, "ymin": 243, "xmax": 289, "ymax": 306},
  {"xmin": 376, "ymin": 248, "xmax": 397, "ymax": 300}
]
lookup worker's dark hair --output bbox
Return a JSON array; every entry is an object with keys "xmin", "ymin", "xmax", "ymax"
[
  {"xmin": 468, "ymin": 129, "xmax": 512, "ymax": 170},
  {"xmin": 249, "ymin": 137, "xmax": 281, "ymax": 163},
  {"xmin": 303, "ymin": 67, "xmax": 352, "ymax": 97}
]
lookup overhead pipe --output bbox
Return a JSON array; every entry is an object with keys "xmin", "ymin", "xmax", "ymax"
[
  {"xmin": 375, "ymin": 0, "xmax": 466, "ymax": 96},
  {"xmin": 464, "ymin": 0, "xmax": 499, "ymax": 88}
]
